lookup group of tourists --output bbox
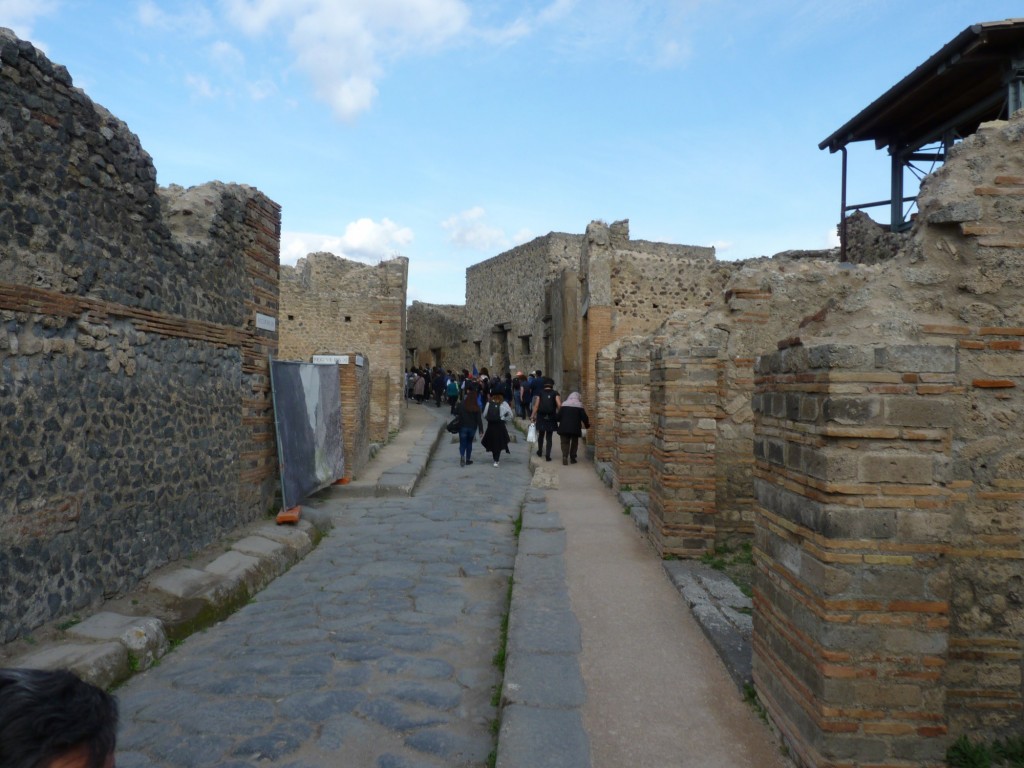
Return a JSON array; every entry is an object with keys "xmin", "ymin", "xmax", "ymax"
[{"xmin": 444, "ymin": 367, "xmax": 590, "ymax": 469}]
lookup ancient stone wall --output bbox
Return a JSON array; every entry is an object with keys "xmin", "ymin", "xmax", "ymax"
[
  {"xmin": 464, "ymin": 233, "xmax": 583, "ymax": 383},
  {"xmin": 0, "ymin": 29, "xmax": 280, "ymax": 643},
  {"xmin": 752, "ymin": 115, "xmax": 1024, "ymax": 764},
  {"xmin": 580, "ymin": 219, "xmax": 728, "ymax": 449},
  {"xmin": 406, "ymin": 301, "xmax": 471, "ymax": 372},
  {"xmin": 278, "ymin": 252, "xmax": 407, "ymax": 440}
]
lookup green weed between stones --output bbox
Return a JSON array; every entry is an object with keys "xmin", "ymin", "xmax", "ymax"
[{"xmin": 947, "ymin": 735, "xmax": 1024, "ymax": 767}]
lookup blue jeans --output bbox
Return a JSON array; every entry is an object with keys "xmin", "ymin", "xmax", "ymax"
[{"xmin": 459, "ymin": 427, "xmax": 477, "ymax": 460}]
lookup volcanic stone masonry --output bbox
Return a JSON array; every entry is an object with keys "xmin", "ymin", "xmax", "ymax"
[{"xmin": 0, "ymin": 29, "xmax": 280, "ymax": 643}]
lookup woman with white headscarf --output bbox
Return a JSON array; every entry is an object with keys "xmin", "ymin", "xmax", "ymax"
[{"xmin": 556, "ymin": 391, "xmax": 590, "ymax": 465}]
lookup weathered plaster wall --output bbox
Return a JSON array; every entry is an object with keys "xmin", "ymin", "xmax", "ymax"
[
  {"xmin": 278, "ymin": 252, "xmax": 407, "ymax": 440},
  {"xmin": 0, "ymin": 29, "xmax": 280, "ymax": 643}
]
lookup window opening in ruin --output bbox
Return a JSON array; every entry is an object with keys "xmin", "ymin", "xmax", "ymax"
[
  {"xmin": 474, "ymin": 341, "xmax": 481, "ymax": 356},
  {"xmin": 287, "ymin": 314, "xmax": 294, "ymax": 321},
  {"xmin": 520, "ymin": 335, "xmax": 531, "ymax": 354},
  {"xmin": 345, "ymin": 316, "xmax": 351, "ymax": 322}
]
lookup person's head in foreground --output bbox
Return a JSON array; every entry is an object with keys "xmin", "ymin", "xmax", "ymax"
[{"xmin": 0, "ymin": 667, "xmax": 118, "ymax": 768}]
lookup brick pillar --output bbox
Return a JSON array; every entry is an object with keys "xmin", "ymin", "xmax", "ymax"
[
  {"xmin": 337, "ymin": 353, "xmax": 371, "ymax": 480},
  {"xmin": 612, "ymin": 340, "xmax": 652, "ymax": 490},
  {"xmin": 752, "ymin": 341, "xmax": 956, "ymax": 767},
  {"xmin": 594, "ymin": 346, "xmax": 616, "ymax": 462},
  {"xmin": 238, "ymin": 194, "xmax": 280, "ymax": 513},
  {"xmin": 648, "ymin": 345, "xmax": 721, "ymax": 557},
  {"xmin": 583, "ymin": 305, "xmax": 614, "ymax": 451}
]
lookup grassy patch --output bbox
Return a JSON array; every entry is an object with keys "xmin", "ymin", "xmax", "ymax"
[
  {"xmin": 57, "ymin": 616, "xmax": 82, "ymax": 632},
  {"xmin": 947, "ymin": 735, "xmax": 1024, "ymax": 767},
  {"xmin": 701, "ymin": 541, "xmax": 755, "ymax": 597}
]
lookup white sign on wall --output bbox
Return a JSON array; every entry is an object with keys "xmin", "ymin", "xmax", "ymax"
[
  {"xmin": 313, "ymin": 355, "xmax": 349, "ymax": 365},
  {"xmin": 255, "ymin": 313, "xmax": 276, "ymax": 332},
  {"xmin": 355, "ymin": 355, "xmax": 365, "ymax": 367}
]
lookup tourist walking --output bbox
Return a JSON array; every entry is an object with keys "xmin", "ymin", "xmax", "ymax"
[
  {"xmin": 454, "ymin": 387, "xmax": 484, "ymax": 466},
  {"xmin": 531, "ymin": 377, "xmax": 561, "ymax": 462},
  {"xmin": 445, "ymin": 373, "xmax": 460, "ymax": 413},
  {"xmin": 481, "ymin": 391, "xmax": 515, "ymax": 467},
  {"xmin": 556, "ymin": 391, "xmax": 590, "ymax": 465},
  {"xmin": 413, "ymin": 371, "xmax": 426, "ymax": 403},
  {"xmin": 512, "ymin": 372, "xmax": 524, "ymax": 418}
]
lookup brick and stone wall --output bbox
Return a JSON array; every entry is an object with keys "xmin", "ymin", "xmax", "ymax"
[
  {"xmin": 751, "ymin": 114, "xmax": 1024, "ymax": 765},
  {"xmin": 465, "ymin": 233, "xmax": 583, "ymax": 382},
  {"xmin": 335, "ymin": 354, "xmax": 371, "ymax": 480},
  {"xmin": 278, "ymin": 252, "xmax": 407, "ymax": 441},
  {"xmin": 0, "ymin": 29, "xmax": 280, "ymax": 643},
  {"xmin": 580, "ymin": 218, "xmax": 728, "ymax": 450}
]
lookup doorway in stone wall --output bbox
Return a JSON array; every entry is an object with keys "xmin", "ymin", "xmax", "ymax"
[{"xmin": 491, "ymin": 324, "xmax": 511, "ymax": 377}]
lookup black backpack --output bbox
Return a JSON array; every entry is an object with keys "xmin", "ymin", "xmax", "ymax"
[
  {"xmin": 485, "ymin": 403, "xmax": 502, "ymax": 423},
  {"xmin": 538, "ymin": 389, "xmax": 557, "ymax": 416}
]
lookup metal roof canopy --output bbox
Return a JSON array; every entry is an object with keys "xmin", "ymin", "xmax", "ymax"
[{"xmin": 820, "ymin": 18, "xmax": 1024, "ymax": 258}]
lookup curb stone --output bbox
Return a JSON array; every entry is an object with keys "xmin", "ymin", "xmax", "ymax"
[
  {"xmin": 662, "ymin": 559, "xmax": 754, "ymax": 693},
  {"xmin": 497, "ymin": 488, "xmax": 591, "ymax": 768}
]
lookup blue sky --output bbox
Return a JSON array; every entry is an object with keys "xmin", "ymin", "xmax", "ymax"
[{"xmin": 5, "ymin": 1, "xmax": 1022, "ymax": 304}]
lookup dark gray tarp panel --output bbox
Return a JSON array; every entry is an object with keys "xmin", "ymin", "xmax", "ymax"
[{"xmin": 270, "ymin": 360, "xmax": 345, "ymax": 509}]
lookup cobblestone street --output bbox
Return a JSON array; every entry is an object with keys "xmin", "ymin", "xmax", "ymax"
[{"xmin": 116, "ymin": 430, "xmax": 530, "ymax": 767}]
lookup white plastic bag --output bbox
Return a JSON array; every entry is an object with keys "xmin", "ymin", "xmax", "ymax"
[
  {"xmin": 526, "ymin": 423, "xmax": 537, "ymax": 444},
  {"xmin": 580, "ymin": 428, "xmax": 588, "ymax": 439}
]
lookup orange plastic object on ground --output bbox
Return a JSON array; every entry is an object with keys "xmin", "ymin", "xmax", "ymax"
[{"xmin": 276, "ymin": 506, "xmax": 301, "ymax": 524}]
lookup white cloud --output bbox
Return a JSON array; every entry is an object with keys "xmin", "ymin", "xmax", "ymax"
[
  {"xmin": 184, "ymin": 73, "xmax": 217, "ymax": 99},
  {"xmin": 137, "ymin": 0, "xmax": 215, "ymax": 36},
  {"xmin": 442, "ymin": 207, "xmax": 509, "ymax": 251},
  {"xmin": 826, "ymin": 225, "xmax": 840, "ymax": 248},
  {"xmin": 512, "ymin": 228, "xmax": 534, "ymax": 245},
  {"xmin": 709, "ymin": 240, "xmax": 733, "ymax": 253},
  {"xmin": 209, "ymin": 40, "xmax": 245, "ymax": 71},
  {"xmin": 0, "ymin": 0, "xmax": 59, "ymax": 38},
  {"xmin": 281, "ymin": 217, "xmax": 414, "ymax": 265},
  {"xmin": 222, "ymin": 0, "xmax": 470, "ymax": 121}
]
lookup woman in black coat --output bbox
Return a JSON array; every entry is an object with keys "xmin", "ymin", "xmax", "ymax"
[{"xmin": 556, "ymin": 391, "xmax": 590, "ymax": 465}]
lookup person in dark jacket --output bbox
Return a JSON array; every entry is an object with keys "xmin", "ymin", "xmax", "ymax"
[
  {"xmin": 481, "ymin": 391, "xmax": 515, "ymax": 467},
  {"xmin": 556, "ymin": 391, "xmax": 590, "ymax": 465},
  {"xmin": 455, "ymin": 387, "xmax": 484, "ymax": 466},
  {"xmin": 530, "ymin": 377, "xmax": 561, "ymax": 461}
]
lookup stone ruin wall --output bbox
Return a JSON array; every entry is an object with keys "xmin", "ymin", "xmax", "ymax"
[
  {"xmin": 406, "ymin": 302, "xmax": 471, "ymax": 372},
  {"xmin": 278, "ymin": 252, "xmax": 408, "ymax": 441},
  {"xmin": 0, "ymin": 30, "xmax": 280, "ymax": 643},
  {"xmin": 464, "ymin": 233, "xmax": 583, "ymax": 382},
  {"xmin": 580, "ymin": 218, "xmax": 728, "ymax": 452},
  {"xmin": 751, "ymin": 115, "xmax": 1024, "ymax": 765}
]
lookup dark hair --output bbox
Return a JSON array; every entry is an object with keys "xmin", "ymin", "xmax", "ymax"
[
  {"xmin": 0, "ymin": 668, "xmax": 118, "ymax": 768},
  {"xmin": 463, "ymin": 390, "xmax": 480, "ymax": 413}
]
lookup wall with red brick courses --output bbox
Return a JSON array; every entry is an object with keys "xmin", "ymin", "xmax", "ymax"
[
  {"xmin": 0, "ymin": 29, "xmax": 281, "ymax": 643},
  {"xmin": 612, "ymin": 338, "xmax": 654, "ymax": 491},
  {"xmin": 336, "ymin": 354, "xmax": 371, "ymax": 481},
  {"xmin": 751, "ymin": 114, "xmax": 1024, "ymax": 764}
]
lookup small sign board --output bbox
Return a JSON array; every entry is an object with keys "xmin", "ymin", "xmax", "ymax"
[
  {"xmin": 355, "ymin": 355, "xmax": 365, "ymax": 367},
  {"xmin": 255, "ymin": 313, "xmax": 276, "ymax": 332},
  {"xmin": 313, "ymin": 355, "xmax": 349, "ymax": 365}
]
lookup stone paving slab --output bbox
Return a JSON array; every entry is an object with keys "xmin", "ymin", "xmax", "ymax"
[
  {"xmin": 497, "ymin": 705, "xmax": 591, "ymax": 768},
  {"xmin": 663, "ymin": 559, "xmax": 754, "ymax": 692}
]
